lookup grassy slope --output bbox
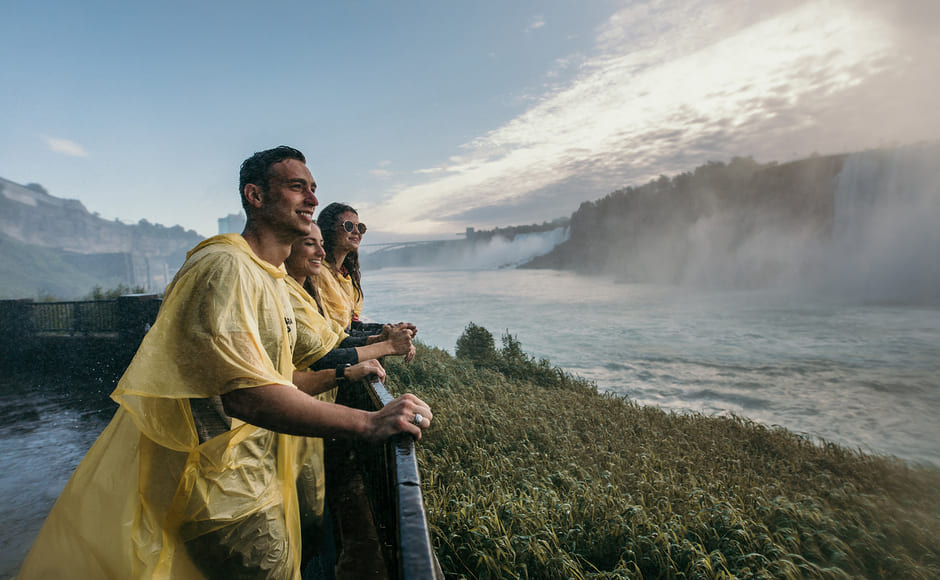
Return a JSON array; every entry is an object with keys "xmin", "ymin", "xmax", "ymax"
[{"xmin": 384, "ymin": 338, "xmax": 940, "ymax": 580}]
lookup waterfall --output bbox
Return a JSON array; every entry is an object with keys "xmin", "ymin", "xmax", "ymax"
[
  {"xmin": 824, "ymin": 143, "xmax": 940, "ymax": 302},
  {"xmin": 459, "ymin": 227, "xmax": 570, "ymax": 270},
  {"xmin": 362, "ymin": 226, "xmax": 571, "ymax": 270}
]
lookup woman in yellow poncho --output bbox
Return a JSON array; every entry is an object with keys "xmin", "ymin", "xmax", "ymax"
[
  {"xmin": 315, "ymin": 203, "xmax": 417, "ymax": 346},
  {"xmin": 284, "ymin": 223, "xmax": 413, "ymax": 572},
  {"xmin": 314, "ymin": 202, "xmax": 367, "ymax": 331}
]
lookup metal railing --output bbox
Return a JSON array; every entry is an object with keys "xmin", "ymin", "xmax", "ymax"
[
  {"xmin": 27, "ymin": 300, "xmax": 119, "ymax": 334},
  {"xmin": 368, "ymin": 380, "xmax": 441, "ymax": 580},
  {"xmin": 338, "ymin": 379, "xmax": 442, "ymax": 580}
]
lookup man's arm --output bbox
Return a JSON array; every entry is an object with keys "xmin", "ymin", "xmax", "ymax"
[{"xmin": 220, "ymin": 384, "xmax": 432, "ymax": 442}]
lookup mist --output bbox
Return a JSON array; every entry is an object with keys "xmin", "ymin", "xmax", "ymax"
[
  {"xmin": 600, "ymin": 144, "xmax": 940, "ymax": 303},
  {"xmin": 362, "ymin": 227, "xmax": 570, "ymax": 271},
  {"xmin": 454, "ymin": 228, "xmax": 570, "ymax": 270},
  {"xmin": 821, "ymin": 145, "xmax": 940, "ymax": 302}
]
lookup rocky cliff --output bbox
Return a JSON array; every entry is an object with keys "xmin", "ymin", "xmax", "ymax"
[{"xmin": 0, "ymin": 178, "xmax": 204, "ymax": 298}]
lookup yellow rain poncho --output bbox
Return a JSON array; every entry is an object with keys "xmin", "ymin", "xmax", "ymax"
[
  {"xmin": 314, "ymin": 262, "xmax": 362, "ymax": 330},
  {"xmin": 285, "ymin": 276, "xmax": 347, "ymax": 377},
  {"xmin": 19, "ymin": 234, "xmax": 319, "ymax": 580},
  {"xmin": 284, "ymin": 275, "xmax": 347, "ymax": 546}
]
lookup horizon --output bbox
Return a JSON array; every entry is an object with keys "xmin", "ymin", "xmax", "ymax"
[
  {"xmin": 3, "ymin": 142, "xmax": 924, "ymax": 247},
  {"xmin": 2, "ymin": 0, "xmax": 938, "ymax": 242}
]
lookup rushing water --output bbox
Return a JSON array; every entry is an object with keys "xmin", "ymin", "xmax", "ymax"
[{"xmin": 363, "ymin": 267, "xmax": 940, "ymax": 469}]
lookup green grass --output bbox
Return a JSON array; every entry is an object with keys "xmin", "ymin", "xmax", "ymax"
[{"xmin": 384, "ymin": 326, "xmax": 940, "ymax": 579}]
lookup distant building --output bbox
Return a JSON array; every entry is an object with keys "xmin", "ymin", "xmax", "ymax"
[{"xmin": 218, "ymin": 211, "xmax": 246, "ymax": 234}]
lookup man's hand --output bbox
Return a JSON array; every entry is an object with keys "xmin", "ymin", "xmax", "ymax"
[{"xmin": 364, "ymin": 393, "xmax": 433, "ymax": 442}]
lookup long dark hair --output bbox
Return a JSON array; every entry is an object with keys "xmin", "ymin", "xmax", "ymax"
[
  {"xmin": 317, "ymin": 202, "xmax": 362, "ymax": 301},
  {"xmin": 303, "ymin": 276, "xmax": 325, "ymax": 316}
]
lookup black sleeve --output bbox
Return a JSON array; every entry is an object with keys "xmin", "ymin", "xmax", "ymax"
[
  {"xmin": 310, "ymin": 348, "xmax": 359, "ymax": 370},
  {"xmin": 338, "ymin": 335, "xmax": 369, "ymax": 348},
  {"xmin": 351, "ymin": 320, "xmax": 385, "ymax": 335}
]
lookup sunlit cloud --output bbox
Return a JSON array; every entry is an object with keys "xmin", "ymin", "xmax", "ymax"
[
  {"xmin": 42, "ymin": 135, "xmax": 89, "ymax": 157},
  {"xmin": 369, "ymin": 0, "xmax": 936, "ymax": 236}
]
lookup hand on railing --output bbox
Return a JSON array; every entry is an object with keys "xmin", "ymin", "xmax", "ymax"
[
  {"xmin": 346, "ymin": 359, "xmax": 387, "ymax": 383},
  {"xmin": 362, "ymin": 392, "xmax": 432, "ymax": 443}
]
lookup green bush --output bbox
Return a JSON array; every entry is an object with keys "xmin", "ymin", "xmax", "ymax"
[{"xmin": 455, "ymin": 322, "xmax": 498, "ymax": 363}]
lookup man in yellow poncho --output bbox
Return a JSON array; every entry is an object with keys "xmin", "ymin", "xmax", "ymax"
[{"xmin": 17, "ymin": 146, "xmax": 433, "ymax": 580}]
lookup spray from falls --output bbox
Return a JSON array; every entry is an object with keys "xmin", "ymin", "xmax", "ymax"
[
  {"xmin": 456, "ymin": 227, "xmax": 570, "ymax": 270},
  {"xmin": 822, "ymin": 144, "xmax": 940, "ymax": 302},
  {"xmin": 602, "ymin": 143, "xmax": 940, "ymax": 303},
  {"xmin": 362, "ymin": 227, "xmax": 570, "ymax": 271}
]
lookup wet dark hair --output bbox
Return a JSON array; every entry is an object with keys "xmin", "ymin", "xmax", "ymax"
[
  {"xmin": 303, "ymin": 276, "xmax": 325, "ymax": 316},
  {"xmin": 238, "ymin": 146, "xmax": 306, "ymax": 212},
  {"xmin": 317, "ymin": 202, "xmax": 362, "ymax": 301}
]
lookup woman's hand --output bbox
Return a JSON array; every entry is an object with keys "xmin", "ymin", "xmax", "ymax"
[
  {"xmin": 364, "ymin": 393, "xmax": 433, "ymax": 442},
  {"xmin": 398, "ymin": 322, "xmax": 418, "ymax": 336},
  {"xmin": 346, "ymin": 359, "xmax": 385, "ymax": 383},
  {"xmin": 385, "ymin": 323, "xmax": 414, "ymax": 355}
]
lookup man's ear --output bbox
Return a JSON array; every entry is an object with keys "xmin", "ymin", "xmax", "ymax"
[{"xmin": 243, "ymin": 184, "xmax": 264, "ymax": 209}]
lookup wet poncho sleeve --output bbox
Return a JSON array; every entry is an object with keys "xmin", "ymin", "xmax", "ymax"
[{"xmin": 18, "ymin": 234, "xmax": 308, "ymax": 580}]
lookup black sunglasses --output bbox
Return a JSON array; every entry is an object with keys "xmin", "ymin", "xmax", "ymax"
[{"xmin": 342, "ymin": 220, "xmax": 367, "ymax": 235}]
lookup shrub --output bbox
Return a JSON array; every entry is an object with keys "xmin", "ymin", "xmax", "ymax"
[{"xmin": 455, "ymin": 322, "xmax": 497, "ymax": 363}]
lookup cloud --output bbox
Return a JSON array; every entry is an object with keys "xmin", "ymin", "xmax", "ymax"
[
  {"xmin": 42, "ymin": 135, "xmax": 89, "ymax": 157},
  {"xmin": 526, "ymin": 15, "xmax": 546, "ymax": 33},
  {"xmin": 368, "ymin": 0, "xmax": 939, "ymax": 236}
]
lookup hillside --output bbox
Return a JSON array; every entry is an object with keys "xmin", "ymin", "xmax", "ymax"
[
  {"xmin": 0, "ymin": 178, "xmax": 204, "ymax": 299},
  {"xmin": 522, "ymin": 143, "xmax": 940, "ymax": 299}
]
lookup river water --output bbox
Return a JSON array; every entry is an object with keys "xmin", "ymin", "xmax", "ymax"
[{"xmin": 363, "ymin": 267, "xmax": 940, "ymax": 468}]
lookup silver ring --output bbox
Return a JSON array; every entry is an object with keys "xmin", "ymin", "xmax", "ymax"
[{"xmin": 413, "ymin": 413, "xmax": 424, "ymax": 427}]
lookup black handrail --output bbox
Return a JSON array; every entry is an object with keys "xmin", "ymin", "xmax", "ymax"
[{"xmin": 366, "ymin": 380, "xmax": 442, "ymax": 580}]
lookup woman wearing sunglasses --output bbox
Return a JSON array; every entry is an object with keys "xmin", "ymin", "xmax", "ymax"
[
  {"xmin": 315, "ymin": 202, "xmax": 369, "ymax": 331},
  {"xmin": 315, "ymin": 203, "xmax": 418, "ymax": 342}
]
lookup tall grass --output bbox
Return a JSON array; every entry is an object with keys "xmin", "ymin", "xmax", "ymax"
[{"xmin": 384, "ymin": 325, "xmax": 940, "ymax": 579}]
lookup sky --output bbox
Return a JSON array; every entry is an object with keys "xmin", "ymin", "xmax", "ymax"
[{"xmin": 1, "ymin": 0, "xmax": 938, "ymax": 243}]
